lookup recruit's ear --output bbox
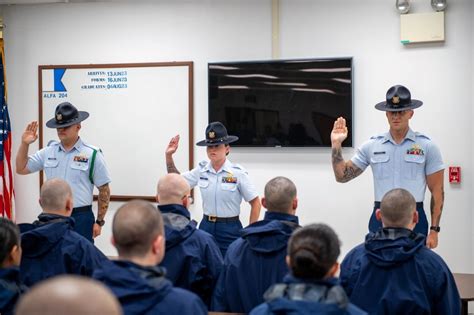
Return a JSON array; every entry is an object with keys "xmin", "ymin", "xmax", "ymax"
[{"xmin": 375, "ymin": 208, "xmax": 382, "ymax": 222}]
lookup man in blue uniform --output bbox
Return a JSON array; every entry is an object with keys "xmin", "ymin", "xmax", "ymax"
[
  {"xmin": 16, "ymin": 102, "xmax": 111, "ymax": 242},
  {"xmin": 212, "ymin": 176, "xmax": 300, "ymax": 313},
  {"xmin": 19, "ymin": 178, "xmax": 108, "ymax": 287},
  {"xmin": 165, "ymin": 122, "xmax": 261, "ymax": 256},
  {"xmin": 340, "ymin": 188, "xmax": 460, "ymax": 314},
  {"xmin": 156, "ymin": 173, "xmax": 223, "ymax": 307},
  {"xmin": 93, "ymin": 199, "xmax": 207, "ymax": 315},
  {"xmin": 331, "ymin": 85, "xmax": 444, "ymax": 248}
]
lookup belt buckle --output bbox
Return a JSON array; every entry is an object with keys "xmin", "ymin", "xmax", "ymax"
[{"xmin": 208, "ymin": 215, "xmax": 217, "ymax": 222}]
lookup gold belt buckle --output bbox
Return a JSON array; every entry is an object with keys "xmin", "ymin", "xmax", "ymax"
[{"xmin": 208, "ymin": 215, "xmax": 217, "ymax": 222}]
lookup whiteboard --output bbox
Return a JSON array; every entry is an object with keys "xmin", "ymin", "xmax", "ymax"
[{"xmin": 38, "ymin": 62, "xmax": 194, "ymax": 201}]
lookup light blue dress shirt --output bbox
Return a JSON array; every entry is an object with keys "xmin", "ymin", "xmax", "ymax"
[
  {"xmin": 182, "ymin": 159, "xmax": 258, "ymax": 217},
  {"xmin": 351, "ymin": 129, "xmax": 444, "ymax": 202},
  {"xmin": 27, "ymin": 138, "xmax": 111, "ymax": 207}
]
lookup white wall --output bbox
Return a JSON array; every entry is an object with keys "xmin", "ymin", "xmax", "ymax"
[
  {"xmin": 276, "ymin": 0, "xmax": 473, "ymax": 272},
  {"xmin": 3, "ymin": 0, "xmax": 473, "ymax": 272},
  {"xmin": 471, "ymin": 0, "xmax": 474, "ymax": 275},
  {"xmin": 4, "ymin": 0, "xmax": 272, "ymax": 256},
  {"xmin": 470, "ymin": 4, "xmax": 474, "ymax": 314}
]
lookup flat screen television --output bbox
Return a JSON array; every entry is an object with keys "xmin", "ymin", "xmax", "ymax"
[{"xmin": 208, "ymin": 58, "xmax": 353, "ymax": 147}]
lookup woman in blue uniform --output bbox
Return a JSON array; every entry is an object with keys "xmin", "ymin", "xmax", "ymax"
[
  {"xmin": 165, "ymin": 121, "xmax": 261, "ymax": 256},
  {"xmin": 250, "ymin": 223, "xmax": 366, "ymax": 315}
]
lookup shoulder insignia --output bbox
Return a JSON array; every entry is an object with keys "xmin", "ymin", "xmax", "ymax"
[
  {"xmin": 231, "ymin": 163, "xmax": 244, "ymax": 171},
  {"xmin": 414, "ymin": 132, "xmax": 430, "ymax": 140},
  {"xmin": 369, "ymin": 133, "xmax": 385, "ymax": 140},
  {"xmin": 47, "ymin": 140, "xmax": 59, "ymax": 147},
  {"xmin": 198, "ymin": 160, "xmax": 208, "ymax": 168},
  {"xmin": 82, "ymin": 142, "xmax": 101, "ymax": 152},
  {"xmin": 231, "ymin": 163, "xmax": 249, "ymax": 175}
]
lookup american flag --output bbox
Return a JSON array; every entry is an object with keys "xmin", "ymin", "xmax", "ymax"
[{"xmin": 0, "ymin": 47, "xmax": 15, "ymax": 220}]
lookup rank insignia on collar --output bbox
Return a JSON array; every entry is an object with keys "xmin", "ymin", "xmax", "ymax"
[
  {"xmin": 406, "ymin": 144, "xmax": 424, "ymax": 156},
  {"xmin": 56, "ymin": 113, "xmax": 63, "ymax": 121},
  {"xmin": 208, "ymin": 131, "xmax": 215, "ymax": 139},
  {"xmin": 392, "ymin": 96, "xmax": 400, "ymax": 104},
  {"xmin": 222, "ymin": 176, "xmax": 237, "ymax": 184}
]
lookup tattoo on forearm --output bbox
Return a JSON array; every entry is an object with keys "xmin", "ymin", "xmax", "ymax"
[
  {"xmin": 332, "ymin": 147, "xmax": 344, "ymax": 164},
  {"xmin": 332, "ymin": 147, "xmax": 361, "ymax": 182},
  {"xmin": 166, "ymin": 163, "xmax": 180, "ymax": 174},
  {"xmin": 97, "ymin": 184, "xmax": 110, "ymax": 220},
  {"xmin": 342, "ymin": 166, "xmax": 363, "ymax": 182}
]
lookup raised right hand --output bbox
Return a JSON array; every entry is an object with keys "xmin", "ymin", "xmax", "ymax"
[
  {"xmin": 22, "ymin": 121, "xmax": 38, "ymax": 145},
  {"xmin": 165, "ymin": 135, "xmax": 180, "ymax": 155},
  {"xmin": 331, "ymin": 117, "xmax": 348, "ymax": 145}
]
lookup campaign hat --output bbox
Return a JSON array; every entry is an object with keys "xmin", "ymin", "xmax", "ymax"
[
  {"xmin": 196, "ymin": 122, "xmax": 239, "ymax": 146},
  {"xmin": 375, "ymin": 85, "xmax": 423, "ymax": 111},
  {"xmin": 46, "ymin": 102, "xmax": 89, "ymax": 128}
]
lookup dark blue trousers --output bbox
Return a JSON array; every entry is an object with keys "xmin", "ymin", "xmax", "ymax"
[
  {"xmin": 370, "ymin": 202, "xmax": 428, "ymax": 236},
  {"xmin": 199, "ymin": 217, "xmax": 242, "ymax": 257},
  {"xmin": 71, "ymin": 205, "xmax": 94, "ymax": 243}
]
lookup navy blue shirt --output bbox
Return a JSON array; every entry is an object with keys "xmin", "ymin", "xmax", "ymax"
[
  {"xmin": 212, "ymin": 211, "xmax": 299, "ymax": 313},
  {"xmin": 19, "ymin": 213, "xmax": 109, "ymax": 287},
  {"xmin": 93, "ymin": 260, "xmax": 207, "ymax": 315},
  {"xmin": 0, "ymin": 267, "xmax": 27, "ymax": 315},
  {"xmin": 158, "ymin": 204, "xmax": 223, "ymax": 307},
  {"xmin": 340, "ymin": 228, "xmax": 460, "ymax": 315},
  {"xmin": 250, "ymin": 275, "xmax": 366, "ymax": 315}
]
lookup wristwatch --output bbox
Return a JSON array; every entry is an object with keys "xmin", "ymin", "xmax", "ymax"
[
  {"xmin": 430, "ymin": 226, "xmax": 441, "ymax": 232},
  {"xmin": 95, "ymin": 219, "xmax": 106, "ymax": 227}
]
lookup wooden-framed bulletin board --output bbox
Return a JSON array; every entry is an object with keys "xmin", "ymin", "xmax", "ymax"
[{"xmin": 38, "ymin": 62, "xmax": 194, "ymax": 201}]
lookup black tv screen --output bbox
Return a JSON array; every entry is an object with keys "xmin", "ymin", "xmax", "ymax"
[{"xmin": 208, "ymin": 58, "xmax": 353, "ymax": 147}]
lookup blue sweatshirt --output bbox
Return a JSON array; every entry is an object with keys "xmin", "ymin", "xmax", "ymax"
[
  {"xmin": 19, "ymin": 213, "xmax": 109, "ymax": 287},
  {"xmin": 250, "ymin": 275, "xmax": 367, "ymax": 315},
  {"xmin": 93, "ymin": 260, "xmax": 207, "ymax": 315},
  {"xmin": 212, "ymin": 211, "xmax": 300, "ymax": 313},
  {"xmin": 0, "ymin": 267, "xmax": 27, "ymax": 315},
  {"xmin": 340, "ymin": 228, "xmax": 461, "ymax": 315},
  {"xmin": 158, "ymin": 204, "xmax": 223, "ymax": 307}
]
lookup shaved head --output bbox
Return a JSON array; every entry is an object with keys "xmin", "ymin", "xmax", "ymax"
[
  {"xmin": 40, "ymin": 178, "xmax": 73, "ymax": 213},
  {"xmin": 113, "ymin": 200, "xmax": 164, "ymax": 259},
  {"xmin": 380, "ymin": 188, "xmax": 416, "ymax": 228},
  {"xmin": 157, "ymin": 173, "xmax": 190, "ymax": 205},
  {"xmin": 264, "ymin": 176, "xmax": 297, "ymax": 213},
  {"xmin": 16, "ymin": 275, "xmax": 122, "ymax": 315}
]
